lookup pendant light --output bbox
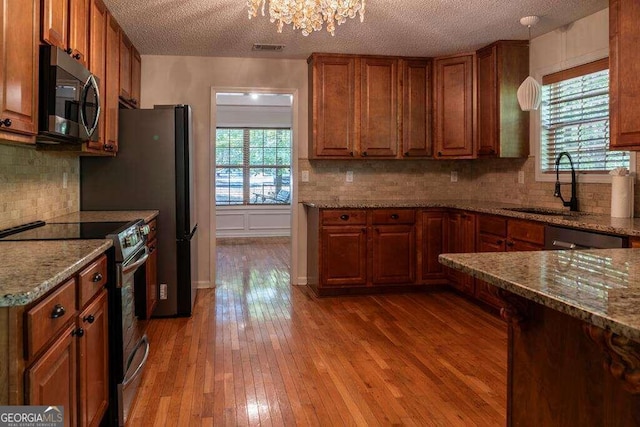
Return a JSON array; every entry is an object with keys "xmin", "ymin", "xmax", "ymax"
[{"xmin": 517, "ymin": 15, "xmax": 542, "ymax": 111}]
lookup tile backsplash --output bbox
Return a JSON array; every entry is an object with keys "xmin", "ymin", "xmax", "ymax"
[
  {"xmin": 0, "ymin": 145, "xmax": 79, "ymax": 230},
  {"xmin": 299, "ymin": 157, "xmax": 639, "ymax": 216}
]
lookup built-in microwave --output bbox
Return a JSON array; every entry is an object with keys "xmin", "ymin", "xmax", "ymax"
[{"xmin": 37, "ymin": 45, "xmax": 100, "ymax": 144}]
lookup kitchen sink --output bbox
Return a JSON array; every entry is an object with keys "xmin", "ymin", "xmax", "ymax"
[{"xmin": 503, "ymin": 207, "xmax": 583, "ymax": 216}]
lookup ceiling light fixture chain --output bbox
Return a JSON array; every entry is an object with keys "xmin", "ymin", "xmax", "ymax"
[{"xmin": 247, "ymin": 0, "xmax": 366, "ymax": 36}]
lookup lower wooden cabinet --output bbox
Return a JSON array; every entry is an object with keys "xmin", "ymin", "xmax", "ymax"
[
  {"xmin": 445, "ymin": 211, "xmax": 476, "ymax": 295},
  {"xmin": 321, "ymin": 225, "xmax": 368, "ymax": 287},
  {"xmin": 418, "ymin": 210, "xmax": 447, "ymax": 283},
  {"xmin": 371, "ymin": 224, "xmax": 415, "ymax": 284}
]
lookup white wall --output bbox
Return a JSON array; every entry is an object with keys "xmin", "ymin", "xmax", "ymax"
[{"xmin": 140, "ymin": 55, "xmax": 309, "ymax": 288}]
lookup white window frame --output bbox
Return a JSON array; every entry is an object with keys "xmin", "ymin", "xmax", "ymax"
[{"xmin": 533, "ymin": 52, "xmax": 636, "ymax": 184}]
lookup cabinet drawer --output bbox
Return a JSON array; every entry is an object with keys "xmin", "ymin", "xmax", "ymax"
[
  {"xmin": 478, "ymin": 215, "xmax": 507, "ymax": 237},
  {"xmin": 78, "ymin": 255, "xmax": 107, "ymax": 308},
  {"xmin": 321, "ymin": 210, "xmax": 366, "ymax": 225},
  {"xmin": 27, "ymin": 278, "xmax": 77, "ymax": 360},
  {"xmin": 508, "ymin": 220, "xmax": 545, "ymax": 245},
  {"xmin": 372, "ymin": 209, "xmax": 415, "ymax": 224},
  {"xmin": 147, "ymin": 218, "xmax": 157, "ymax": 242}
]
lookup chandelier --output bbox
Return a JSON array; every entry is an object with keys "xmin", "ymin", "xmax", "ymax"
[{"xmin": 247, "ymin": 0, "xmax": 366, "ymax": 36}]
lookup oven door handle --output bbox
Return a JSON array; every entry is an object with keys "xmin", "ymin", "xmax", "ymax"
[
  {"xmin": 121, "ymin": 249, "xmax": 149, "ymax": 276},
  {"xmin": 122, "ymin": 335, "xmax": 150, "ymax": 387}
]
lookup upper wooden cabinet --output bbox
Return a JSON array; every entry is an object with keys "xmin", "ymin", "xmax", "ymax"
[
  {"xmin": 359, "ymin": 57, "xmax": 399, "ymax": 158},
  {"xmin": 609, "ymin": 0, "xmax": 640, "ymax": 151},
  {"xmin": 476, "ymin": 41, "xmax": 529, "ymax": 158},
  {"xmin": 433, "ymin": 53, "xmax": 476, "ymax": 159},
  {"xmin": 402, "ymin": 59, "xmax": 433, "ymax": 157},
  {"xmin": 118, "ymin": 32, "xmax": 140, "ymax": 108},
  {"xmin": 104, "ymin": 13, "xmax": 119, "ymax": 152},
  {"xmin": 131, "ymin": 47, "xmax": 141, "ymax": 107},
  {"xmin": 0, "ymin": 0, "xmax": 39, "ymax": 142},
  {"xmin": 308, "ymin": 54, "xmax": 358, "ymax": 158},
  {"xmin": 88, "ymin": 0, "xmax": 106, "ymax": 151},
  {"xmin": 42, "ymin": 0, "xmax": 88, "ymax": 65}
]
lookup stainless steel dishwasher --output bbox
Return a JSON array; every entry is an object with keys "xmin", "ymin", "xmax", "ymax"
[{"xmin": 544, "ymin": 225, "xmax": 626, "ymax": 250}]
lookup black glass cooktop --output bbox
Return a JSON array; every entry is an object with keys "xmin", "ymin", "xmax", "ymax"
[{"xmin": 0, "ymin": 221, "xmax": 130, "ymax": 241}]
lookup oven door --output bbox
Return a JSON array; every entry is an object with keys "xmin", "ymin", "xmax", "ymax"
[{"xmin": 116, "ymin": 246, "xmax": 149, "ymax": 426}]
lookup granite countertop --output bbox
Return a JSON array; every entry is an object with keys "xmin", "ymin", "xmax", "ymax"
[
  {"xmin": 439, "ymin": 249, "xmax": 640, "ymax": 341},
  {"xmin": 302, "ymin": 199, "xmax": 640, "ymax": 237},
  {"xmin": 0, "ymin": 240, "xmax": 113, "ymax": 307},
  {"xmin": 50, "ymin": 210, "xmax": 159, "ymax": 224}
]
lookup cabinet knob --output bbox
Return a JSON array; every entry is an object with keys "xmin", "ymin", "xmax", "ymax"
[
  {"xmin": 92, "ymin": 272, "xmax": 103, "ymax": 282},
  {"xmin": 489, "ymin": 148, "xmax": 496, "ymax": 154},
  {"xmin": 390, "ymin": 214, "xmax": 399, "ymax": 220},
  {"xmin": 151, "ymin": 226, "xmax": 157, "ymax": 232},
  {"xmin": 437, "ymin": 151, "xmax": 442, "ymax": 157},
  {"xmin": 65, "ymin": 47, "xmax": 73, "ymax": 55},
  {"xmin": 0, "ymin": 118, "xmax": 12, "ymax": 127},
  {"xmin": 73, "ymin": 53, "xmax": 81, "ymax": 60},
  {"xmin": 506, "ymin": 241, "xmax": 514, "ymax": 247},
  {"xmin": 362, "ymin": 228, "xmax": 367, "ymax": 233},
  {"xmin": 83, "ymin": 314, "xmax": 95, "ymax": 324},
  {"xmin": 72, "ymin": 327, "xmax": 85, "ymax": 337},
  {"xmin": 404, "ymin": 152, "xmax": 410, "ymax": 156},
  {"xmin": 362, "ymin": 151, "xmax": 368, "ymax": 157},
  {"xmin": 349, "ymin": 151, "xmax": 354, "ymax": 157},
  {"xmin": 50, "ymin": 304, "xmax": 66, "ymax": 319},
  {"xmin": 497, "ymin": 239, "xmax": 504, "ymax": 244},
  {"xmin": 340, "ymin": 214, "xmax": 349, "ymax": 221},
  {"xmin": 149, "ymin": 244, "xmax": 156, "ymax": 253}
]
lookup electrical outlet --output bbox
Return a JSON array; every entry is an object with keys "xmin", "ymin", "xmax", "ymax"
[
  {"xmin": 160, "ymin": 284, "xmax": 168, "ymax": 300},
  {"xmin": 346, "ymin": 171, "xmax": 354, "ymax": 183},
  {"xmin": 450, "ymin": 171, "xmax": 458, "ymax": 183},
  {"xmin": 301, "ymin": 170, "xmax": 309, "ymax": 182},
  {"xmin": 62, "ymin": 172, "xmax": 68, "ymax": 189},
  {"xmin": 518, "ymin": 171, "xmax": 525, "ymax": 184}
]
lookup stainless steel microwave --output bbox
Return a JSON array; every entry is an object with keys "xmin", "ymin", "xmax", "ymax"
[{"xmin": 37, "ymin": 46, "xmax": 100, "ymax": 144}]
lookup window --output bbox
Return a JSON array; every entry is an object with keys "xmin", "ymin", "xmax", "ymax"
[
  {"xmin": 540, "ymin": 58, "xmax": 630, "ymax": 173},
  {"xmin": 215, "ymin": 128, "xmax": 291, "ymax": 205}
]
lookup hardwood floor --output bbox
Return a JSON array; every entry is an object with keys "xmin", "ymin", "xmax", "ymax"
[{"xmin": 128, "ymin": 238, "xmax": 507, "ymax": 426}]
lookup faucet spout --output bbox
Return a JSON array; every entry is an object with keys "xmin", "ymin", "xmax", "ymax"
[{"xmin": 554, "ymin": 152, "xmax": 578, "ymax": 211}]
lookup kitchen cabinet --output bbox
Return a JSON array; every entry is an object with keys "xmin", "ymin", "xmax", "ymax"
[
  {"xmin": 0, "ymin": 0, "xmax": 39, "ymax": 143},
  {"xmin": 476, "ymin": 41, "xmax": 529, "ymax": 158},
  {"xmin": 131, "ymin": 47, "xmax": 141, "ymax": 107},
  {"xmin": 630, "ymin": 237, "xmax": 640, "ymax": 248},
  {"xmin": 321, "ymin": 225, "xmax": 368, "ymax": 287},
  {"xmin": 507, "ymin": 219, "xmax": 545, "ymax": 251},
  {"xmin": 433, "ymin": 53, "xmax": 476, "ymax": 159},
  {"xmin": 68, "ymin": 0, "xmax": 89, "ymax": 65},
  {"xmin": 609, "ymin": 0, "xmax": 640, "ymax": 150},
  {"xmin": 371, "ymin": 210, "xmax": 415, "ymax": 284},
  {"xmin": 11, "ymin": 253, "xmax": 111, "ymax": 426},
  {"xmin": 119, "ymin": 32, "xmax": 132, "ymax": 101},
  {"xmin": 42, "ymin": 0, "xmax": 89, "ymax": 66},
  {"xmin": 445, "ymin": 210, "xmax": 476, "ymax": 295},
  {"xmin": 104, "ymin": 12, "xmax": 119, "ymax": 152},
  {"xmin": 402, "ymin": 59, "xmax": 433, "ymax": 157},
  {"xmin": 308, "ymin": 54, "xmax": 358, "ymax": 158},
  {"xmin": 359, "ymin": 57, "xmax": 399, "ymax": 158},
  {"xmin": 418, "ymin": 209, "xmax": 448, "ymax": 283},
  {"xmin": 87, "ymin": 0, "xmax": 106, "ymax": 151}
]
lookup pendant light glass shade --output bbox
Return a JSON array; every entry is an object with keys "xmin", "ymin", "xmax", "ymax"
[{"xmin": 517, "ymin": 76, "xmax": 542, "ymax": 111}]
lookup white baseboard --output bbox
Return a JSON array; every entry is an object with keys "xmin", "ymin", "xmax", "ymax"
[
  {"xmin": 293, "ymin": 276, "xmax": 307, "ymax": 286},
  {"xmin": 195, "ymin": 281, "xmax": 214, "ymax": 289}
]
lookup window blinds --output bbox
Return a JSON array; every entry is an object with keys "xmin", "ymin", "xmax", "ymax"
[{"xmin": 540, "ymin": 65, "xmax": 629, "ymax": 173}]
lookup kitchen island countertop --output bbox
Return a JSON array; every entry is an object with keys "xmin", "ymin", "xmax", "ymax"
[
  {"xmin": 439, "ymin": 248, "xmax": 640, "ymax": 341},
  {"xmin": 49, "ymin": 210, "xmax": 159, "ymax": 224},
  {"xmin": 303, "ymin": 199, "xmax": 640, "ymax": 237},
  {"xmin": 0, "ymin": 240, "xmax": 113, "ymax": 307}
]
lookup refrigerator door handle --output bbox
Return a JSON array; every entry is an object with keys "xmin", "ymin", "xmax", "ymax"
[{"xmin": 186, "ymin": 223, "xmax": 197, "ymax": 240}]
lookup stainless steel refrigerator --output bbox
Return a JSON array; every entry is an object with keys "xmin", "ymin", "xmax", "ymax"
[{"xmin": 81, "ymin": 105, "xmax": 197, "ymax": 317}]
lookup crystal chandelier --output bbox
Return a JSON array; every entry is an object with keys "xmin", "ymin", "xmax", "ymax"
[{"xmin": 247, "ymin": 0, "xmax": 366, "ymax": 36}]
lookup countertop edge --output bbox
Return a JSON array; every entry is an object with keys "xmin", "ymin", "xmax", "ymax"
[{"xmin": 0, "ymin": 240, "xmax": 113, "ymax": 308}]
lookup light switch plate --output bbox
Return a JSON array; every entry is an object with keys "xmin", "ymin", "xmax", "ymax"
[
  {"xmin": 346, "ymin": 171, "xmax": 354, "ymax": 183},
  {"xmin": 160, "ymin": 284, "xmax": 168, "ymax": 300},
  {"xmin": 301, "ymin": 170, "xmax": 309, "ymax": 182},
  {"xmin": 450, "ymin": 171, "xmax": 458, "ymax": 183}
]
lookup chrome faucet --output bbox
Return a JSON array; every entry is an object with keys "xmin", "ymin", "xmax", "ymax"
[{"xmin": 554, "ymin": 152, "xmax": 578, "ymax": 211}]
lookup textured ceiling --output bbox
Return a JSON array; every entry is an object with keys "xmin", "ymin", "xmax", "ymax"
[{"xmin": 102, "ymin": 0, "xmax": 608, "ymax": 59}]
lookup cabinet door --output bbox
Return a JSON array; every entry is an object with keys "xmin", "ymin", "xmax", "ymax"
[
  {"xmin": 610, "ymin": 0, "xmax": 640, "ymax": 150},
  {"xmin": 321, "ymin": 226, "xmax": 367, "ymax": 286},
  {"xmin": 0, "ymin": 0, "xmax": 38, "ymax": 138},
  {"xmin": 446, "ymin": 212, "xmax": 475, "ymax": 295},
  {"xmin": 69, "ymin": 0, "xmax": 89, "ymax": 65},
  {"xmin": 27, "ymin": 325, "xmax": 77, "ymax": 427},
  {"xmin": 372, "ymin": 224, "xmax": 415, "ymax": 284},
  {"xmin": 146, "ymin": 238, "xmax": 158, "ymax": 318},
  {"xmin": 402, "ymin": 59, "xmax": 432, "ymax": 157},
  {"xmin": 420, "ymin": 210, "xmax": 446, "ymax": 281},
  {"xmin": 476, "ymin": 233, "xmax": 505, "ymax": 308},
  {"xmin": 78, "ymin": 290, "xmax": 109, "ymax": 427},
  {"xmin": 131, "ymin": 47, "xmax": 141, "ymax": 107},
  {"xmin": 360, "ymin": 57, "xmax": 399, "ymax": 158},
  {"xmin": 119, "ymin": 32, "xmax": 132, "ymax": 100},
  {"xmin": 104, "ymin": 13, "xmax": 119, "ymax": 152},
  {"xmin": 630, "ymin": 237, "xmax": 640, "ymax": 248},
  {"xmin": 434, "ymin": 54, "xmax": 475, "ymax": 159},
  {"xmin": 88, "ymin": 0, "xmax": 106, "ymax": 150},
  {"xmin": 477, "ymin": 45, "xmax": 497, "ymax": 156},
  {"xmin": 42, "ymin": 0, "xmax": 69, "ymax": 50},
  {"xmin": 309, "ymin": 55, "xmax": 357, "ymax": 158}
]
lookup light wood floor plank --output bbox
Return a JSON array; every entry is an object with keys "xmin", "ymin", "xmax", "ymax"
[{"xmin": 128, "ymin": 237, "xmax": 507, "ymax": 426}]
